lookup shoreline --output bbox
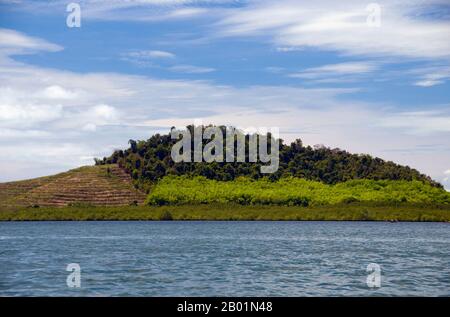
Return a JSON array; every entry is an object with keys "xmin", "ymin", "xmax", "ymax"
[{"xmin": 1, "ymin": 203, "xmax": 449, "ymax": 222}]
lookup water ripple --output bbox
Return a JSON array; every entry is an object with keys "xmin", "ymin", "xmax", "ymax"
[{"xmin": 0, "ymin": 221, "xmax": 449, "ymax": 296}]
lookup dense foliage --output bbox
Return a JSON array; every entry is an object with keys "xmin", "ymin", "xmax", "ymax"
[
  {"xmin": 146, "ymin": 176, "xmax": 450, "ymax": 206},
  {"xmin": 2, "ymin": 204, "xmax": 450, "ymax": 221},
  {"xmin": 96, "ymin": 125, "xmax": 441, "ymax": 190}
]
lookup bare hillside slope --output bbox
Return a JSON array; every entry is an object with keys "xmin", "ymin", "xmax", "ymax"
[{"xmin": 0, "ymin": 165, "xmax": 146, "ymax": 208}]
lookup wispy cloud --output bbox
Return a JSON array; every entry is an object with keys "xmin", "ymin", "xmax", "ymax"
[
  {"xmin": 217, "ymin": 0, "xmax": 450, "ymax": 60},
  {"xmin": 289, "ymin": 62, "xmax": 379, "ymax": 82},
  {"xmin": 125, "ymin": 50, "xmax": 175, "ymax": 59},
  {"xmin": 1, "ymin": 29, "xmax": 449, "ymax": 189},
  {"xmin": 413, "ymin": 66, "xmax": 450, "ymax": 87},
  {"xmin": 265, "ymin": 66, "xmax": 285, "ymax": 74},
  {"xmin": 120, "ymin": 50, "xmax": 215, "ymax": 74},
  {"xmin": 120, "ymin": 50, "xmax": 176, "ymax": 67},
  {"xmin": 10, "ymin": 1, "xmax": 450, "ymax": 63},
  {"xmin": 169, "ymin": 64, "xmax": 216, "ymax": 73},
  {"xmin": 0, "ymin": 28, "xmax": 63, "ymax": 56},
  {"xmin": 15, "ymin": 0, "xmax": 226, "ymax": 21},
  {"xmin": 0, "ymin": 102, "xmax": 63, "ymax": 127},
  {"xmin": 377, "ymin": 110, "xmax": 450, "ymax": 134},
  {"xmin": 2, "ymin": 58, "xmax": 449, "ymax": 187},
  {"xmin": 12, "ymin": 0, "xmax": 450, "ymax": 64}
]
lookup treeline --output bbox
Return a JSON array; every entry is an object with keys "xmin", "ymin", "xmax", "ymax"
[
  {"xmin": 96, "ymin": 125, "xmax": 441, "ymax": 190},
  {"xmin": 2, "ymin": 204, "xmax": 450, "ymax": 221}
]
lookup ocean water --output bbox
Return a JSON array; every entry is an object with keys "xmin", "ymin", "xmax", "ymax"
[{"xmin": 0, "ymin": 221, "xmax": 449, "ymax": 296}]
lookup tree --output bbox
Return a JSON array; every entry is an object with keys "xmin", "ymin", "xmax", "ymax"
[{"xmin": 95, "ymin": 126, "xmax": 442, "ymax": 189}]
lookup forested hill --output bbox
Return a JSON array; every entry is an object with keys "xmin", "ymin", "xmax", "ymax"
[{"xmin": 96, "ymin": 125, "xmax": 441, "ymax": 190}]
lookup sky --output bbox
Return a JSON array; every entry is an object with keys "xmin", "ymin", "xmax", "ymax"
[{"xmin": 0, "ymin": 0, "xmax": 449, "ymax": 189}]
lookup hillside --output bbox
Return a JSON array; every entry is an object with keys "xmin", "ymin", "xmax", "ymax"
[
  {"xmin": 0, "ymin": 165, "xmax": 146, "ymax": 209},
  {"xmin": 97, "ymin": 125, "xmax": 441, "ymax": 191},
  {"xmin": 1, "ymin": 126, "xmax": 446, "ymax": 215}
]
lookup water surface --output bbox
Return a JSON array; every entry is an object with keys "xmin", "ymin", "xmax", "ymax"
[{"xmin": 0, "ymin": 221, "xmax": 449, "ymax": 296}]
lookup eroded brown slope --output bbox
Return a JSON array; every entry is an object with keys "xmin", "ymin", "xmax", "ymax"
[{"xmin": 0, "ymin": 165, "xmax": 146, "ymax": 208}]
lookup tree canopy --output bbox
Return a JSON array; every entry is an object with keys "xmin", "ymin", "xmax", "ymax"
[{"xmin": 96, "ymin": 125, "xmax": 441, "ymax": 191}]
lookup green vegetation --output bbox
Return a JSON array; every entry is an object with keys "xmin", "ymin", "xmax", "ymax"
[
  {"xmin": 96, "ymin": 125, "xmax": 441, "ymax": 191},
  {"xmin": 1, "ymin": 204, "xmax": 449, "ymax": 221},
  {"xmin": 2, "ymin": 126, "xmax": 448, "ymax": 221},
  {"xmin": 146, "ymin": 176, "xmax": 450, "ymax": 206}
]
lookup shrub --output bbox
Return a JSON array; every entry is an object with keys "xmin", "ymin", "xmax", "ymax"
[
  {"xmin": 146, "ymin": 176, "xmax": 450, "ymax": 207},
  {"xmin": 159, "ymin": 211, "xmax": 173, "ymax": 221},
  {"xmin": 340, "ymin": 196, "xmax": 360, "ymax": 204}
]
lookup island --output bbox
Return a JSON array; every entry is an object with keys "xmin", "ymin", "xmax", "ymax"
[{"xmin": 1, "ymin": 126, "xmax": 449, "ymax": 221}]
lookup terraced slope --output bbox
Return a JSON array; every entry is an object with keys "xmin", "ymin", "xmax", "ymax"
[{"xmin": 0, "ymin": 165, "xmax": 146, "ymax": 208}]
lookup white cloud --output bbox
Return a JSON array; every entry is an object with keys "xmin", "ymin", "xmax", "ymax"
[
  {"xmin": 92, "ymin": 104, "xmax": 118, "ymax": 121},
  {"xmin": 289, "ymin": 62, "xmax": 379, "ymax": 81},
  {"xmin": 121, "ymin": 51, "xmax": 216, "ymax": 74},
  {"xmin": 413, "ymin": 66, "xmax": 450, "ymax": 87},
  {"xmin": 121, "ymin": 50, "xmax": 176, "ymax": 68},
  {"xmin": 217, "ymin": 0, "xmax": 450, "ymax": 60},
  {"xmin": 308, "ymin": 62, "xmax": 378, "ymax": 74},
  {"xmin": 0, "ymin": 28, "xmax": 63, "ymax": 56},
  {"xmin": 167, "ymin": 7, "xmax": 209, "ymax": 19},
  {"xmin": 265, "ymin": 66, "xmax": 285, "ymax": 74},
  {"xmin": 82, "ymin": 123, "xmax": 97, "ymax": 132},
  {"xmin": 72, "ymin": 104, "xmax": 119, "ymax": 132},
  {"xmin": 17, "ymin": 0, "xmax": 220, "ymax": 22},
  {"xmin": 378, "ymin": 110, "xmax": 450, "ymax": 135},
  {"xmin": 1, "ymin": 57, "xmax": 449, "ymax": 186},
  {"xmin": 443, "ymin": 170, "xmax": 450, "ymax": 191},
  {"xmin": 12, "ymin": 0, "xmax": 450, "ymax": 64},
  {"xmin": 0, "ymin": 29, "xmax": 449, "ymax": 190},
  {"xmin": 415, "ymin": 79, "xmax": 443, "ymax": 87},
  {"xmin": 169, "ymin": 64, "xmax": 216, "ymax": 73},
  {"xmin": 41, "ymin": 85, "xmax": 78, "ymax": 100},
  {"xmin": 0, "ymin": 103, "xmax": 63, "ymax": 127},
  {"xmin": 0, "ymin": 128, "xmax": 51, "ymax": 138},
  {"xmin": 85, "ymin": 104, "xmax": 120, "ymax": 130},
  {"xmin": 126, "ymin": 50, "xmax": 175, "ymax": 59}
]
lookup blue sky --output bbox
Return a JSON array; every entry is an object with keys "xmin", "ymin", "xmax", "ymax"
[{"xmin": 0, "ymin": 0, "xmax": 449, "ymax": 189}]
